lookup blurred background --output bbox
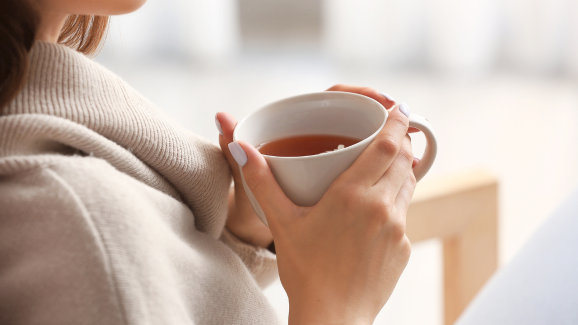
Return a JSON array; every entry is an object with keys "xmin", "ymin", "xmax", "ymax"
[{"xmin": 95, "ymin": 0, "xmax": 578, "ymax": 324}]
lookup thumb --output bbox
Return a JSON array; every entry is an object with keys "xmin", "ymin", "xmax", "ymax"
[{"xmin": 227, "ymin": 140, "xmax": 294, "ymax": 227}]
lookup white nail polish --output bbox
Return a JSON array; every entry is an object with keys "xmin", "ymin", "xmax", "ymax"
[
  {"xmin": 215, "ymin": 113, "xmax": 223, "ymax": 135},
  {"xmin": 379, "ymin": 92, "xmax": 396, "ymax": 102},
  {"xmin": 228, "ymin": 142, "xmax": 247, "ymax": 167}
]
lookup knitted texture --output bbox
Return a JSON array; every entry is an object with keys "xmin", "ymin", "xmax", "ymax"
[{"xmin": 0, "ymin": 41, "xmax": 279, "ymax": 325}]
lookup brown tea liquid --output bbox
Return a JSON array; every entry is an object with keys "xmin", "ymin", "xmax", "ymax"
[{"xmin": 257, "ymin": 134, "xmax": 362, "ymax": 157}]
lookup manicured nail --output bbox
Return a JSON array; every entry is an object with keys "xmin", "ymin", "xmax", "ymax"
[
  {"xmin": 379, "ymin": 92, "xmax": 396, "ymax": 102},
  {"xmin": 215, "ymin": 113, "xmax": 223, "ymax": 135},
  {"xmin": 399, "ymin": 102, "xmax": 410, "ymax": 118},
  {"xmin": 228, "ymin": 142, "xmax": 247, "ymax": 167}
]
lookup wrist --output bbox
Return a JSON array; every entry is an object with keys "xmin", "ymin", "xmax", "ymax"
[
  {"xmin": 225, "ymin": 221, "xmax": 273, "ymax": 248},
  {"xmin": 288, "ymin": 294, "xmax": 372, "ymax": 325},
  {"xmin": 288, "ymin": 305, "xmax": 371, "ymax": 325}
]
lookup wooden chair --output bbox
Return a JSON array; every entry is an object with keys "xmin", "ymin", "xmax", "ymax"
[{"xmin": 407, "ymin": 170, "xmax": 499, "ymax": 325}]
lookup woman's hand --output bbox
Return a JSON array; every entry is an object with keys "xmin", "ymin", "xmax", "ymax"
[
  {"xmin": 216, "ymin": 112, "xmax": 274, "ymax": 248},
  {"xmin": 216, "ymin": 84, "xmax": 417, "ymax": 247},
  {"xmin": 227, "ymin": 97, "xmax": 416, "ymax": 325}
]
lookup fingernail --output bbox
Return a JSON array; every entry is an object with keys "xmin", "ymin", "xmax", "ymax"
[
  {"xmin": 215, "ymin": 113, "xmax": 223, "ymax": 135},
  {"xmin": 399, "ymin": 102, "xmax": 410, "ymax": 118},
  {"xmin": 379, "ymin": 92, "xmax": 396, "ymax": 102},
  {"xmin": 228, "ymin": 142, "xmax": 247, "ymax": 167}
]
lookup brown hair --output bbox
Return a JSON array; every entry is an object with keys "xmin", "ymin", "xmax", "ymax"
[
  {"xmin": 58, "ymin": 15, "xmax": 110, "ymax": 56},
  {"xmin": 0, "ymin": 0, "xmax": 109, "ymax": 109}
]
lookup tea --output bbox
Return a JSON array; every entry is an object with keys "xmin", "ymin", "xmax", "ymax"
[{"xmin": 257, "ymin": 134, "xmax": 362, "ymax": 157}]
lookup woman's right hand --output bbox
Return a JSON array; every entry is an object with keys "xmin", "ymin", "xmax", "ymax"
[{"xmin": 228, "ymin": 103, "xmax": 416, "ymax": 325}]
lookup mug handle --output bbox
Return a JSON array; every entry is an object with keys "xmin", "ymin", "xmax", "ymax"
[
  {"xmin": 408, "ymin": 113, "xmax": 437, "ymax": 182},
  {"xmin": 240, "ymin": 113, "xmax": 438, "ymax": 227}
]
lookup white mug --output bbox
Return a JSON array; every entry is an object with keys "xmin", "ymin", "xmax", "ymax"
[{"xmin": 233, "ymin": 91, "xmax": 437, "ymax": 226}]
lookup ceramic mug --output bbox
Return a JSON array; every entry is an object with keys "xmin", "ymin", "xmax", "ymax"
[{"xmin": 233, "ymin": 91, "xmax": 437, "ymax": 226}]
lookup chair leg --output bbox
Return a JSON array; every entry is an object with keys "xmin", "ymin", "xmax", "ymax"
[{"xmin": 443, "ymin": 185, "xmax": 498, "ymax": 325}]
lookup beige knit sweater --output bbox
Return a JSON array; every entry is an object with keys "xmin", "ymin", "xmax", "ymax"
[{"xmin": 0, "ymin": 41, "xmax": 280, "ymax": 325}]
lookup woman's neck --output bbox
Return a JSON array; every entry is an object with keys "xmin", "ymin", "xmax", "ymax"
[{"xmin": 35, "ymin": 10, "xmax": 68, "ymax": 43}]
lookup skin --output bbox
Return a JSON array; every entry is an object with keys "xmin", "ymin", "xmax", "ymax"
[
  {"xmin": 218, "ymin": 85, "xmax": 420, "ymax": 249},
  {"xmin": 220, "ymin": 85, "xmax": 418, "ymax": 324},
  {"xmin": 35, "ymin": 1, "xmax": 419, "ymax": 323}
]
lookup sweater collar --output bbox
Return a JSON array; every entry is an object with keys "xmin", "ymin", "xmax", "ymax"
[{"xmin": 2, "ymin": 41, "xmax": 231, "ymax": 239}]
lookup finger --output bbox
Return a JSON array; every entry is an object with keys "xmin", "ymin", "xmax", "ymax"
[
  {"xmin": 216, "ymin": 112, "xmax": 242, "ymax": 180},
  {"xmin": 394, "ymin": 172, "xmax": 417, "ymax": 214},
  {"xmin": 228, "ymin": 140, "xmax": 295, "ymax": 227},
  {"xmin": 216, "ymin": 112, "xmax": 238, "ymax": 142},
  {"xmin": 326, "ymin": 84, "xmax": 396, "ymax": 110},
  {"xmin": 341, "ymin": 103, "xmax": 411, "ymax": 186},
  {"xmin": 374, "ymin": 134, "xmax": 413, "ymax": 196}
]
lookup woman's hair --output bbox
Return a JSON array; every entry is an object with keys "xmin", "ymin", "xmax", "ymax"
[
  {"xmin": 58, "ymin": 15, "xmax": 110, "ymax": 55},
  {"xmin": 0, "ymin": 0, "xmax": 109, "ymax": 109}
]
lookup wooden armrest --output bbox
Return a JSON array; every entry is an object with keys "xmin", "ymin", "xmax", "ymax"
[{"xmin": 407, "ymin": 170, "xmax": 499, "ymax": 325}]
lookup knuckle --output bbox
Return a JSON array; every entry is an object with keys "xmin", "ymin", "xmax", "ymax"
[
  {"xmin": 368, "ymin": 197, "xmax": 395, "ymax": 225},
  {"xmin": 398, "ymin": 236, "xmax": 412, "ymax": 260},
  {"xmin": 389, "ymin": 215, "xmax": 407, "ymax": 241},
  {"xmin": 374, "ymin": 135, "xmax": 400, "ymax": 158},
  {"xmin": 368, "ymin": 199, "xmax": 386, "ymax": 216}
]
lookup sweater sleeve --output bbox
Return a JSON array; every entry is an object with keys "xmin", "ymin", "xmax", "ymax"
[
  {"xmin": 0, "ymin": 166, "xmax": 126, "ymax": 325},
  {"xmin": 220, "ymin": 228, "xmax": 279, "ymax": 288}
]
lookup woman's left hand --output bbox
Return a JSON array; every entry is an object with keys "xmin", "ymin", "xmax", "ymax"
[{"xmin": 216, "ymin": 112, "xmax": 274, "ymax": 248}]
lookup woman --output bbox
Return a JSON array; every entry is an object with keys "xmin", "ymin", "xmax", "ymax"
[{"xmin": 0, "ymin": 0, "xmax": 417, "ymax": 324}]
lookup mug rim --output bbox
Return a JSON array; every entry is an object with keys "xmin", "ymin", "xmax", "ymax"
[{"xmin": 233, "ymin": 91, "xmax": 388, "ymax": 160}]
